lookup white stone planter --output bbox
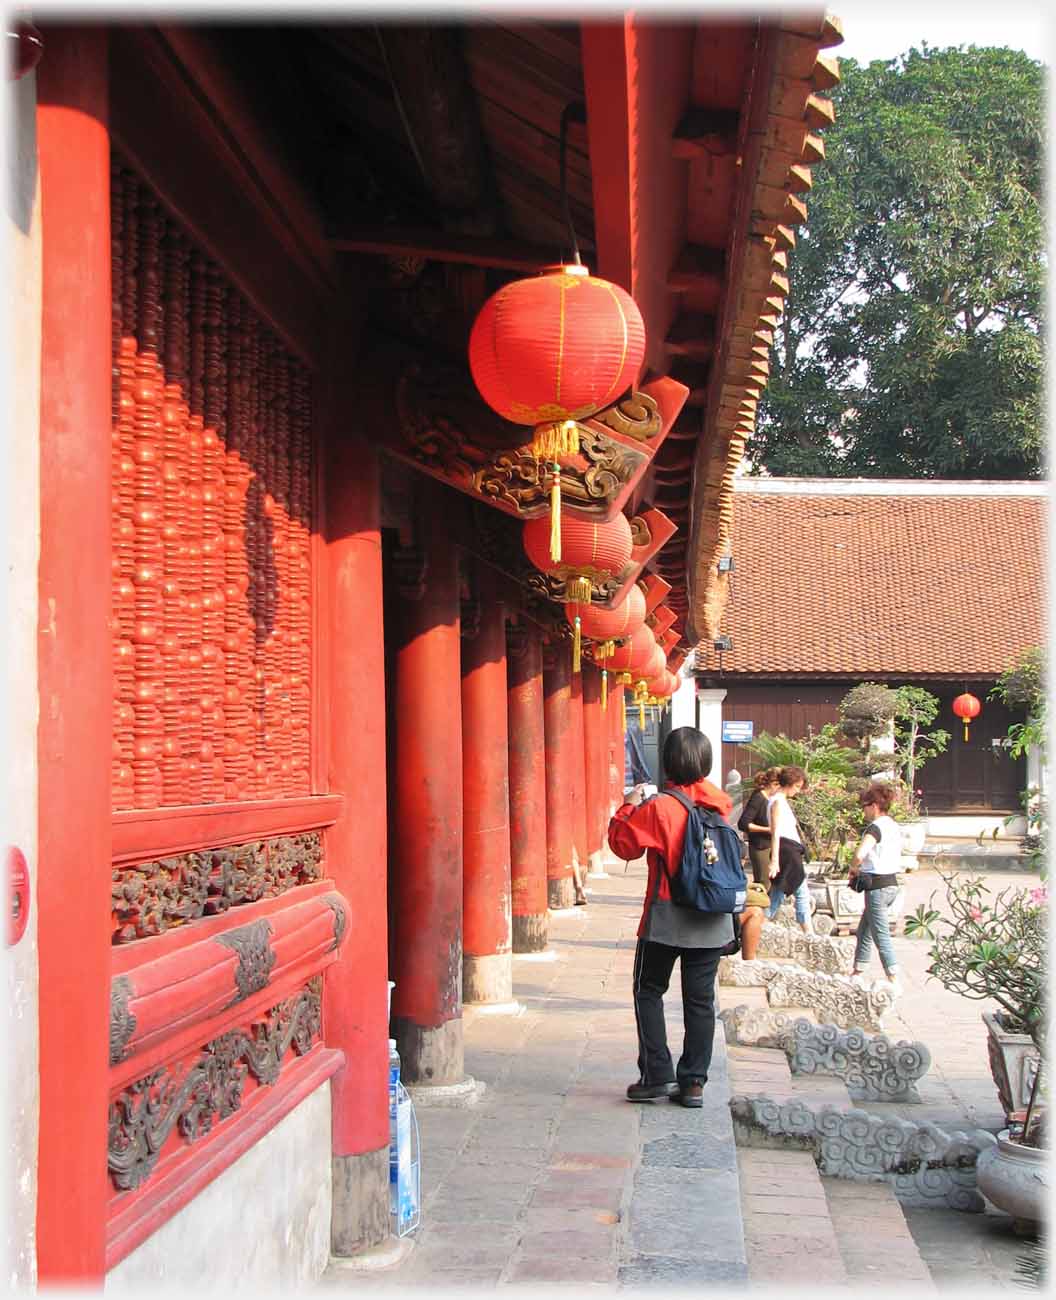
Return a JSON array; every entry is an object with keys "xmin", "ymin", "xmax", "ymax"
[
  {"xmin": 975, "ymin": 1129, "xmax": 1047, "ymax": 1232},
  {"xmin": 984, "ymin": 1011, "xmax": 1042, "ymax": 1121},
  {"xmin": 899, "ymin": 819, "xmax": 927, "ymax": 870}
]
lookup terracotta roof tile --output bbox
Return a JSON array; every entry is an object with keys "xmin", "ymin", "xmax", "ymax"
[{"xmin": 695, "ymin": 485, "xmax": 1046, "ymax": 677}]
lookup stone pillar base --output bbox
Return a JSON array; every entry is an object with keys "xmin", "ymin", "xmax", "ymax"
[
  {"xmin": 513, "ymin": 912, "xmax": 548, "ymax": 953},
  {"xmin": 331, "ymin": 1146, "xmax": 389, "ymax": 1257},
  {"xmin": 393, "ymin": 1015, "xmax": 463, "ymax": 1087},
  {"xmin": 586, "ymin": 850, "xmax": 608, "ymax": 878},
  {"xmin": 406, "ymin": 1076, "xmax": 485, "ymax": 1108},
  {"xmin": 548, "ymin": 877, "xmax": 575, "ymax": 909},
  {"xmin": 464, "ymin": 951, "xmax": 513, "ymax": 1004},
  {"xmin": 327, "ymin": 1236, "xmax": 416, "ymax": 1274}
]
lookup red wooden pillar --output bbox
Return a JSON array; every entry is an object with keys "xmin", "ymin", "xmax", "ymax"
[
  {"xmin": 582, "ymin": 663, "xmax": 609, "ymax": 875},
  {"xmin": 461, "ymin": 563, "xmax": 513, "ymax": 1004},
  {"xmin": 507, "ymin": 621, "xmax": 549, "ymax": 952},
  {"xmin": 542, "ymin": 639, "xmax": 575, "ymax": 909},
  {"xmin": 325, "ymin": 412, "xmax": 390, "ymax": 1251},
  {"xmin": 390, "ymin": 484, "xmax": 466, "ymax": 1086},
  {"xmin": 36, "ymin": 28, "xmax": 112, "ymax": 1283},
  {"xmin": 609, "ymin": 680, "xmax": 627, "ymax": 810},
  {"xmin": 569, "ymin": 669, "xmax": 589, "ymax": 884}
]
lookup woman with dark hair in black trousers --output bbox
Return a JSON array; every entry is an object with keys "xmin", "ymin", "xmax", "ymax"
[{"xmin": 607, "ymin": 726, "xmax": 735, "ymax": 1109}]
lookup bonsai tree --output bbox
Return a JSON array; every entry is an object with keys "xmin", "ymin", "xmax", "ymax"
[
  {"xmin": 838, "ymin": 682, "xmax": 898, "ymax": 747},
  {"xmin": 905, "ymin": 873, "xmax": 1046, "ymax": 1044},
  {"xmin": 891, "ymin": 685, "xmax": 949, "ymax": 796}
]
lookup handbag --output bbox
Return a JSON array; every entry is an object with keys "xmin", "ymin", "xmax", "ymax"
[
  {"xmin": 720, "ymin": 912, "xmax": 742, "ymax": 956},
  {"xmin": 745, "ymin": 881, "xmax": 770, "ymax": 909}
]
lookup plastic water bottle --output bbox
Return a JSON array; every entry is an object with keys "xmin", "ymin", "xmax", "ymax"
[{"xmin": 388, "ymin": 1038, "xmax": 400, "ymax": 1212}]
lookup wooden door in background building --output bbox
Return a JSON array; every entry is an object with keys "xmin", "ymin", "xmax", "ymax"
[{"xmin": 919, "ymin": 688, "xmax": 1025, "ymax": 813}]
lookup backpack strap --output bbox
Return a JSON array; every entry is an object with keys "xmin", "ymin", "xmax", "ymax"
[{"xmin": 656, "ymin": 788, "xmax": 699, "ymax": 884}]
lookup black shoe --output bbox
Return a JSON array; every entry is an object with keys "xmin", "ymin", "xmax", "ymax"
[
  {"xmin": 626, "ymin": 1079, "xmax": 679, "ymax": 1102},
  {"xmin": 575, "ymin": 892, "xmax": 588, "ymax": 906},
  {"xmin": 676, "ymin": 1082, "xmax": 704, "ymax": 1108}
]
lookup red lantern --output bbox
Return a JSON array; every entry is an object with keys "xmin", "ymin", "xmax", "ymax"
[
  {"xmin": 564, "ymin": 581, "xmax": 645, "ymax": 700},
  {"xmin": 605, "ymin": 624, "xmax": 657, "ymax": 676},
  {"xmin": 525, "ymin": 512, "xmax": 633, "ymax": 672},
  {"xmin": 470, "ymin": 264, "xmax": 645, "ymax": 564},
  {"xmin": 952, "ymin": 692, "xmax": 982, "ymax": 742},
  {"xmin": 469, "ymin": 264, "xmax": 645, "ymax": 435}
]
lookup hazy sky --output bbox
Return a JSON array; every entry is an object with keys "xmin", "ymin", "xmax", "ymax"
[{"xmin": 832, "ymin": 1, "xmax": 1050, "ymax": 64}]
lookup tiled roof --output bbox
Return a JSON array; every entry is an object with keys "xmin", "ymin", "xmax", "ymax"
[{"xmin": 695, "ymin": 482, "xmax": 1047, "ymax": 677}]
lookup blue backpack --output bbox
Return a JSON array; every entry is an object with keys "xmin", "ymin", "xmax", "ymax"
[{"xmin": 660, "ymin": 789, "xmax": 747, "ymax": 915}]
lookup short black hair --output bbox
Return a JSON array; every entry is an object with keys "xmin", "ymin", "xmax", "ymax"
[{"xmin": 663, "ymin": 726, "xmax": 713, "ymax": 785}]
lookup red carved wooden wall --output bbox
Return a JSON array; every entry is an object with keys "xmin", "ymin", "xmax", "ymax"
[{"xmin": 110, "ymin": 158, "xmax": 313, "ymax": 813}]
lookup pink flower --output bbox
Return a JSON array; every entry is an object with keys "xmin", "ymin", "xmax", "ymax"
[
  {"xmin": 969, "ymin": 906, "xmax": 983, "ymax": 921},
  {"xmin": 1030, "ymin": 886, "xmax": 1047, "ymax": 906}
]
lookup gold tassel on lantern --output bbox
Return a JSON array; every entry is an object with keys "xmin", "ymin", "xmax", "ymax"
[
  {"xmin": 572, "ymin": 614, "xmax": 582, "ymax": 673},
  {"xmin": 531, "ymin": 418, "xmax": 580, "ymax": 462},
  {"xmin": 621, "ymin": 687, "xmax": 626, "ymax": 732},
  {"xmin": 530, "ymin": 421, "xmax": 578, "ymax": 566},
  {"xmin": 601, "ymin": 669, "xmax": 608, "ymax": 710},
  {"xmin": 549, "ymin": 463, "xmax": 562, "ymax": 562}
]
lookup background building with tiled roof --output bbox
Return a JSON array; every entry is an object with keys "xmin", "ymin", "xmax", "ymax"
[{"xmin": 692, "ymin": 477, "xmax": 1047, "ymax": 817}]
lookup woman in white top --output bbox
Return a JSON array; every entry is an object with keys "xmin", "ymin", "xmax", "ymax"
[
  {"xmin": 849, "ymin": 783, "xmax": 902, "ymax": 987},
  {"xmin": 766, "ymin": 765, "xmax": 814, "ymax": 934}
]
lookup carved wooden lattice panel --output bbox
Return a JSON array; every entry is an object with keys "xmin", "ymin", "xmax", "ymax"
[{"xmin": 110, "ymin": 160, "xmax": 313, "ymax": 810}]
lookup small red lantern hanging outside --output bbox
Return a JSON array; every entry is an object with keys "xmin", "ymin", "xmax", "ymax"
[
  {"xmin": 564, "ymin": 581, "xmax": 645, "ymax": 701},
  {"xmin": 952, "ymin": 692, "xmax": 982, "ymax": 742},
  {"xmin": 524, "ymin": 512, "xmax": 633, "ymax": 673},
  {"xmin": 470, "ymin": 264, "xmax": 645, "ymax": 563}
]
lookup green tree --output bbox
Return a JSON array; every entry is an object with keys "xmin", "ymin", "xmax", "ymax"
[
  {"xmin": 752, "ymin": 45, "xmax": 1044, "ymax": 478},
  {"xmin": 891, "ymin": 686, "xmax": 949, "ymax": 793}
]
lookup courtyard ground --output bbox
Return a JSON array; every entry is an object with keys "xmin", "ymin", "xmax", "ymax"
[{"xmin": 322, "ymin": 857, "xmax": 1042, "ymax": 1292}]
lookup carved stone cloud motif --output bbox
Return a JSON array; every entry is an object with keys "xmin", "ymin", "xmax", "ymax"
[{"xmin": 729, "ymin": 1093, "xmax": 996, "ymax": 1212}]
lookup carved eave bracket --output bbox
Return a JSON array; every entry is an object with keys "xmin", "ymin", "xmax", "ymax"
[
  {"xmin": 463, "ymin": 498, "xmax": 679, "ymax": 622},
  {"xmin": 382, "ymin": 345, "xmax": 689, "ymax": 524}
]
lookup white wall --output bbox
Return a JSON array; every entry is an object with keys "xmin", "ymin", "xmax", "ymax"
[
  {"xmin": 3, "ymin": 69, "xmax": 41, "ymax": 1290},
  {"xmin": 106, "ymin": 1082, "xmax": 334, "ymax": 1290}
]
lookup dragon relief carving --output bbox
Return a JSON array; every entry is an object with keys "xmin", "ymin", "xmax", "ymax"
[
  {"xmin": 108, "ymin": 978, "xmax": 323, "ymax": 1192},
  {"xmin": 112, "ymin": 832, "xmax": 324, "ymax": 943},
  {"xmin": 216, "ymin": 917, "xmax": 277, "ymax": 1004},
  {"xmin": 395, "ymin": 360, "xmax": 647, "ymax": 517}
]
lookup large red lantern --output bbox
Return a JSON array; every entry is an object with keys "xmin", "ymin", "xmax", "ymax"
[
  {"xmin": 952, "ymin": 692, "xmax": 982, "ymax": 742},
  {"xmin": 470, "ymin": 264, "xmax": 645, "ymax": 564},
  {"xmin": 469, "ymin": 264, "xmax": 645, "ymax": 437}
]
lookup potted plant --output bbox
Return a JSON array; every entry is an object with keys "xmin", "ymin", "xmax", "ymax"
[{"xmin": 905, "ymin": 874, "xmax": 1046, "ymax": 1230}]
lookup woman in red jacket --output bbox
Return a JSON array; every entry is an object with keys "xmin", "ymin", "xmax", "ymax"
[{"xmin": 608, "ymin": 726, "xmax": 735, "ymax": 1108}]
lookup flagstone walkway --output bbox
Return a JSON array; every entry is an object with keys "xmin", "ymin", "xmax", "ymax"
[{"xmin": 321, "ymin": 860, "xmax": 1039, "ymax": 1291}]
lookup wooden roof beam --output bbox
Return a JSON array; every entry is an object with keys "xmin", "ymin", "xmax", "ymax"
[
  {"xmin": 327, "ymin": 226, "xmax": 583, "ymax": 271},
  {"xmin": 667, "ymin": 242, "xmax": 726, "ymax": 293},
  {"xmin": 672, "ymin": 107, "xmax": 741, "ymax": 159},
  {"xmin": 664, "ymin": 312, "xmax": 717, "ymax": 358}
]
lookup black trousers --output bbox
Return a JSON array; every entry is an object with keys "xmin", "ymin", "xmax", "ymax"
[{"xmin": 632, "ymin": 940, "xmax": 723, "ymax": 1088}]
